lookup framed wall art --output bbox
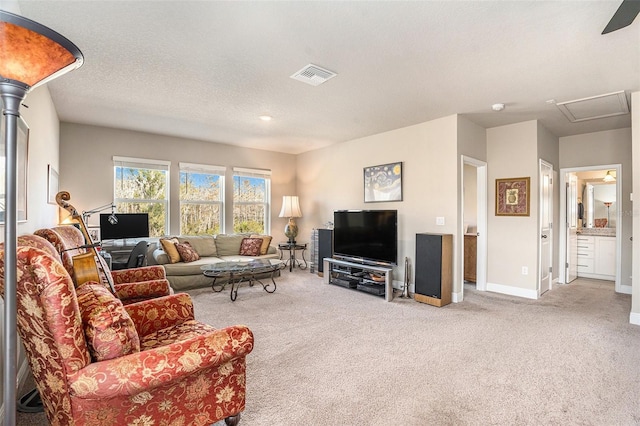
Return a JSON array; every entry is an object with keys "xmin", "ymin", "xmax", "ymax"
[
  {"xmin": 496, "ymin": 177, "xmax": 530, "ymax": 216},
  {"xmin": 0, "ymin": 116, "xmax": 30, "ymax": 223},
  {"xmin": 47, "ymin": 164, "xmax": 59, "ymax": 204},
  {"xmin": 364, "ymin": 161, "xmax": 403, "ymax": 203}
]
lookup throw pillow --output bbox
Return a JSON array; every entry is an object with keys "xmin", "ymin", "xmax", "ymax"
[
  {"xmin": 239, "ymin": 237, "xmax": 263, "ymax": 256},
  {"xmin": 177, "ymin": 235, "xmax": 217, "ymax": 257},
  {"xmin": 160, "ymin": 237, "xmax": 181, "ymax": 263},
  {"xmin": 76, "ymin": 283, "xmax": 140, "ymax": 362},
  {"xmin": 175, "ymin": 241, "xmax": 200, "ymax": 262},
  {"xmin": 250, "ymin": 234, "xmax": 273, "ymax": 255}
]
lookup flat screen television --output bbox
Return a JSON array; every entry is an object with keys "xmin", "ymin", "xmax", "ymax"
[
  {"xmin": 333, "ymin": 210, "xmax": 398, "ymax": 266},
  {"xmin": 99, "ymin": 213, "xmax": 149, "ymax": 241}
]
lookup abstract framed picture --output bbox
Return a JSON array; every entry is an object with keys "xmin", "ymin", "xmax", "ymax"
[
  {"xmin": 364, "ymin": 161, "xmax": 403, "ymax": 203},
  {"xmin": 47, "ymin": 164, "xmax": 59, "ymax": 204},
  {"xmin": 496, "ymin": 177, "xmax": 530, "ymax": 216}
]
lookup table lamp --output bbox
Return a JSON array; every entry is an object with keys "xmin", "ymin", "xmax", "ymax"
[{"xmin": 279, "ymin": 195, "xmax": 302, "ymax": 244}]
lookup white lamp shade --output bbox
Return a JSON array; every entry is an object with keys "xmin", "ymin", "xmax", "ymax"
[{"xmin": 279, "ymin": 195, "xmax": 302, "ymax": 218}]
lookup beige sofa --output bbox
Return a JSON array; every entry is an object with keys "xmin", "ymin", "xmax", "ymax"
[{"xmin": 147, "ymin": 234, "xmax": 280, "ymax": 291}]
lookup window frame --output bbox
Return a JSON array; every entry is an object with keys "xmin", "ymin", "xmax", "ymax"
[
  {"xmin": 113, "ymin": 156, "xmax": 170, "ymax": 237},
  {"xmin": 179, "ymin": 162, "xmax": 226, "ymax": 235},
  {"xmin": 232, "ymin": 167, "xmax": 271, "ymax": 235}
]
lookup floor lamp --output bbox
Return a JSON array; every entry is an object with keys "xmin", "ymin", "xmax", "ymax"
[{"xmin": 1, "ymin": 10, "xmax": 83, "ymax": 425}]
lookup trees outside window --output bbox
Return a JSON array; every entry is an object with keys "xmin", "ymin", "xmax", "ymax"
[
  {"xmin": 180, "ymin": 163, "xmax": 225, "ymax": 235},
  {"xmin": 233, "ymin": 168, "xmax": 271, "ymax": 234},
  {"xmin": 114, "ymin": 157, "xmax": 169, "ymax": 237}
]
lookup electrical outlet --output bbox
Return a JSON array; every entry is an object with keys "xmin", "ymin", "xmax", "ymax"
[
  {"xmin": 522, "ymin": 266, "xmax": 528, "ymax": 275},
  {"xmin": 436, "ymin": 217, "xmax": 445, "ymax": 226}
]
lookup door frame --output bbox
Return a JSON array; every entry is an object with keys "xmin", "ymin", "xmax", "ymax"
[
  {"xmin": 460, "ymin": 155, "xmax": 487, "ymax": 299},
  {"xmin": 538, "ymin": 160, "xmax": 553, "ymax": 296},
  {"xmin": 558, "ymin": 164, "xmax": 626, "ymax": 293}
]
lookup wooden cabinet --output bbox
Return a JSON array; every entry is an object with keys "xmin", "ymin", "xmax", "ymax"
[
  {"xmin": 414, "ymin": 233, "xmax": 452, "ymax": 307},
  {"xmin": 464, "ymin": 234, "xmax": 477, "ymax": 283},
  {"xmin": 576, "ymin": 235, "xmax": 615, "ymax": 280}
]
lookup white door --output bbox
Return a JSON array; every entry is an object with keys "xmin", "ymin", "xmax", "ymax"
[
  {"xmin": 566, "ymin": 173, "xmax": 578, "ymax": 283},
  {"xmin": 539, "ymin": 161, "xmax": 553, "ymax": 296}
]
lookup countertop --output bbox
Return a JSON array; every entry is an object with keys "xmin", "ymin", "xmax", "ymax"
[{"xmin": 576, "ymin": 228, "xmax": 615, "ymax": 237}]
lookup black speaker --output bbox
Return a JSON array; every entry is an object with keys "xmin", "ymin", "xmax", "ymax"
[
  {"xmin": 414, "ymin": 233, "xmax": 452, "ymax": 307},
  {"xmin": 317, "ymin": 229, "xmax": 333, "ymax": 275}
]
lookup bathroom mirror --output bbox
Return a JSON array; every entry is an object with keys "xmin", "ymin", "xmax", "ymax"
[{"xmin": 585, "ymin": 182, "xmax": 616, "ymax": 228}]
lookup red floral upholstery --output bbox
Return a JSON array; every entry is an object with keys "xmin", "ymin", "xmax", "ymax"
[
  {"xmin": 34, "ymin": 226, "xmax": 172, "ymax": 305},
  {"xmin": 76, "ymin": 283, "xmax": 141, "ymax": 361},
  {"xmin": 0, "ymin": 238, "xmax": 254, "ymax": 426}
]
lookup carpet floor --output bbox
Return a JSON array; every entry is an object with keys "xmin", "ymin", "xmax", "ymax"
[{"xmin": 15, "ymin": 271, "xmax": 640, "ymax": 425}]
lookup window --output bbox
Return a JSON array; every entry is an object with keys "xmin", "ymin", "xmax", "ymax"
[
  {"xmin": 113, "ymin": 157, "xmax": 169, "ymax": 237},
  {"xmin": 233, "ymin": 167, "xmax": 271, "ymax": 234},
  {"xmin": 179, "ymin": 163, "xmax": 225, "ymax": 235}
]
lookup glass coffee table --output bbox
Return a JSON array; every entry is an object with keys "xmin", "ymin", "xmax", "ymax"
[{"xmin": 201, "ymin": 259, "xmax": 285, "ymax": 301}]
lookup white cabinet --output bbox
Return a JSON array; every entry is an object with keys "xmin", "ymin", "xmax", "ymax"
[
  {"xmin": 576, "ymin": 236, "xmax": 595, "ymax": 274},
  {"xmin": 576, "ymin": 235, "xmax": 615, "ymax": 280},
  {"xmin": 595, "ymin": 237, "xmax": 616, "ymax": 277}
]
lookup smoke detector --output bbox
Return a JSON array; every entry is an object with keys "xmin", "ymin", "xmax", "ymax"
[{"xmin": 290, "ymin": 64, "xmax": 337, "ymax": 86}]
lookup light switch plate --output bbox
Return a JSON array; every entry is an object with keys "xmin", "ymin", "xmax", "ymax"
[{"xmin": 436, "ymin": 217, "xmax": 445, "ymax": 226}]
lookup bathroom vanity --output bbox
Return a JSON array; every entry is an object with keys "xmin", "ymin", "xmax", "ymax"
[{"xmin": 576, "ymin": 232, "xmax": 616, "ymax": 281}]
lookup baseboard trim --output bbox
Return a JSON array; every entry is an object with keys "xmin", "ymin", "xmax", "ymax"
[
  {"xmin": 630, "ymin": 311, "xmax": 640, "ymax": 326},
  {"xmin": 486, "ymin": 282, "xmax": 538, "ymax": 300},
  {"xmin": 619, "ymin": 284, "xmax": 632, "ymax": 295},
  {"xmin": 452, "ymin": 290, "xmax": 463, "ymax": 303}
]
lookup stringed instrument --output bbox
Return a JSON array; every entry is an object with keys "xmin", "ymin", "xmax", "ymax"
[{"xmin": 55, "ymin": 191, "xmax": 117, "ymax": 295}]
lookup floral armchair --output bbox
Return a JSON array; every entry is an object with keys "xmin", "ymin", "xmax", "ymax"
[
  {"xmin": 34, "ymin": 225, "xmax": 172, "ymax": 304},
  {"xmin": 1, "ymin": 235, "xmax": 254, "ymax": 426}
]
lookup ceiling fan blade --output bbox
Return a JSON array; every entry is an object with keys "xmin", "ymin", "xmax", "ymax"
[{"xmin": 602, "ymin": 0, "xmax": 640, "ymax": 34}]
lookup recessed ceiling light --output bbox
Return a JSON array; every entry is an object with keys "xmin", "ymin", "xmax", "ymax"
[
  {"xmin": 492, "ymin": 103, "xmax": 505, "ymax": 111},
  {"xmin": 259, "ymin": 115, "xmax": 272, "ymax": 122}
]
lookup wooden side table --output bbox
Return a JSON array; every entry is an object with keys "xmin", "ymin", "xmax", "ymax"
[{"xmin": 278, "ymin": 243, "xmax": 308, "ymax": 272}]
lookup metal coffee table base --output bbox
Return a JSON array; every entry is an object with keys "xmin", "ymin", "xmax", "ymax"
[{"xmin": 209, "ymin": 272, "xmax": 278, "ymax": 301}]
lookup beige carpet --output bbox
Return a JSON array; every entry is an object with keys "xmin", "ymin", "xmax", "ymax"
[{"xmin": 16, "ymin": 271, "xmax": 640, "ymax": 425}]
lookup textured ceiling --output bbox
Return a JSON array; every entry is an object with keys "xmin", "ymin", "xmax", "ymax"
[{"xmin": 12, "ymin": 1, "xmax": 640, "ymax": 154}]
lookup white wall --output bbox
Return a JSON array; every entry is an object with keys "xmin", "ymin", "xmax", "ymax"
[
  {"xmin": 631, "ymin": 91, "xmax": 640, "ymax": 325},
  {"xmin": 297, "ymin": 115, "xmax": 460, "ymax": 290},
  {"xmin": 463, "ymin": 164, "xmax": 478, "ymax": 232},
  {"xmin": 486, "ymin": 121, "xmax": 540, "ymax": 297},
  {"xmin": 559, "ymin": 127, "xmax": 633, "ymax": 289},
  {"xmin": 59, "ymin": 123, "xmax": 296, "ymax": 236}
]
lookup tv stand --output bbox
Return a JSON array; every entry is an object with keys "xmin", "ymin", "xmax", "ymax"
[{"xmin": 323, "ymin": 258, "xmax": 394, "ymax": 302}]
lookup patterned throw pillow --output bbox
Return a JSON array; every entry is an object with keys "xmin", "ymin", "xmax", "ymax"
[
  {"xmin": 239, "ymin": 237, "xmax": 263, "ymax": 256},
  {"xmin": 250, "ymin": 234, "xmax": 273, "ymax": 255},
  {"xmin": 76, "ymin": 283, "xmax": 140, "ymax": 362},
  {"xmin": 160, "ymin": 237, "xmax": 181, "ymax": 263},
  {"xmin": 175, "ymin": 241, "xmax": 200, "ymax": 263}
]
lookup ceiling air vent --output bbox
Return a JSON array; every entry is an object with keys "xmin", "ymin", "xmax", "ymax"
[
  {"xmin": 290, "ymin": 64, "xmax": 337, "ymax": 86},
  {"xmin": 555, "ymin": 91, "xmax": 629, "ymax": 122}
]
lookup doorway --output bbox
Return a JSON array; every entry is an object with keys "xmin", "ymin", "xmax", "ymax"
[
  {"xmin": 539, "ymin": 160, "xmax": 553, "ymax": 296},
  {"xmin": 461, "ymin": 156, "xmax": 487, "ymax": 299},
  {"xmin": 559, "ymin": 164, "xmax": 625, "ymax": 293}
]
